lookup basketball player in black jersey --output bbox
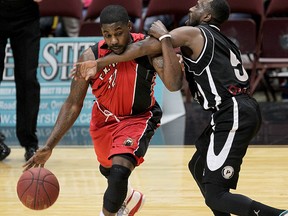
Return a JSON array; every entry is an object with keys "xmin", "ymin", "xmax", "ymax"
[{"xmin": 71, "ymin": 0, "xmax": 288, "ymax": 215}]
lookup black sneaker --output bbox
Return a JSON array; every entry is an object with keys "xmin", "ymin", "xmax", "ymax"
[
  {"xmin": 24, "ymin": 147, "xmax": 38, "ymax": 161},
  {"xmin": 0, "ymin": 133, "xmax": 11, "ymax": 161}
]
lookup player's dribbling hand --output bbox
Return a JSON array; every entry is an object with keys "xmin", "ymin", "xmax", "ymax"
[
  {"xmin": 70, "ymin": 60, "xmax": 98, "ymax": 81},
  {"xmin": 23, "ymin": 146, "xmax": 52, "ymax": 171}
]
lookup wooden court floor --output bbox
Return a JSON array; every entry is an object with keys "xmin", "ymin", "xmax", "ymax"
[{"xmin": 1, "ymin": 146, "xmax": 287, "ymax": 216}]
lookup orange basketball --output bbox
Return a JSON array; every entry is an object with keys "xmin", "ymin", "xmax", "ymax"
[{"xmin": 17, "ymin": 167, "xmax": 60, "ymax": 210}]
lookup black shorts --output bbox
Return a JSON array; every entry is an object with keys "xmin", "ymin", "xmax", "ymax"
[{"xmin": 195, "ymin": 95, "xmax": 262, "ymax": 189}]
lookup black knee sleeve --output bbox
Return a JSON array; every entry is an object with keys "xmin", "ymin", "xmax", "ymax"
[
  {"xmin": 99, "ymin": 165, "xmax": 110, "ymax": 178},
  {"xmin": 205, "ymin": 184, "xmax": 229, "ymax": 212},
  {"xmin": 188, "ymin": 150, "xmax": 206, "ymax": 195},
  {"xmin": 103, "ymin": 165, "xmax": 131, "ymax": 213}
]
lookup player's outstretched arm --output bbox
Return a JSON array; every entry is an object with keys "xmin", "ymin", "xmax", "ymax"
[
  {"xmin": 71, "ymin": 25, "xmax": 202, "ymax": 81},
  {"xmin": 71, "ymin": 36, "xmax": 163, "ymax": 80},
  {"xmin": 23, "ymin": 50, "xmax": 92, "ymax": 171},
  {"xmin": 97, "ymin": 36, "xmax": 162, "ymax": 68}
]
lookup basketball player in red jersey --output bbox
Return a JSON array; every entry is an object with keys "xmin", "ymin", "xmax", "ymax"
[
  {"xmin": 71, "ymin": 1, "xmax": 288, "ymax": 216},
  {"xmin": 23, "ymin": 5, "xmax": 182, "ymax": 216}
]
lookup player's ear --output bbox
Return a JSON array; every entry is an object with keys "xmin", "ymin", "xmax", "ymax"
[
  {"xmin": 202, "ymin": 13, "xmax": 212, "ymax": 23},
  {"xmin": 128, "ymin": 20, "xmax": 133, "ymax": 31}
]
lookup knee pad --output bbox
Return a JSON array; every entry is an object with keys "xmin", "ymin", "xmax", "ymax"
[
  {"xmin": 103, "ymin": 165, "xmax": 131, "ymax": 213},
  {"xmin": 99, "ymin": 165, "xmax": 110, "ymax": 178}
]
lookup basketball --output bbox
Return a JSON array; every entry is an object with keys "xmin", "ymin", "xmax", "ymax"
[{"xmin": 17, "ymin": 167, "xmax": 60, "ymax": 210}]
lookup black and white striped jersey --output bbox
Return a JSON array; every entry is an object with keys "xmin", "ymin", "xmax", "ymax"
[{"xmin": 182, "ymin": 24, "xmax": 250, "ymax": 110}]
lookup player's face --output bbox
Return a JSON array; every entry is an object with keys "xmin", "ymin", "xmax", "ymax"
[
  {"xmin": 186, "ymin": 0, "xmax": 212, "ymax": 26},
  {"xmin": 101, "ymin": 21, "xmax": 132, "ymax": 55}
]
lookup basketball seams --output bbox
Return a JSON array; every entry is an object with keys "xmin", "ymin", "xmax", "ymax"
[
  {"xmin": 18, "ymin": 180, "xmax": 35, "ymax": 199},
  {"xmin": 43, "ymin": 173, "xmax": 60, "ymax": 189},
  {"xmin": 18, "ymin": 170, "xmax": 35, "ymax": 199},
  {"xmin": 33, "ymin": 168, "xmax": 42, "ymax": 210},
  {"xmin": 18, "ymin": 175, "xmax": 60, "ymax": 191},
  {"xmin": 42, "ymin": 185, "xmax": 53, "ymax": 207},
  {"xmin": 41, "ymin": 182, "xmax": 52, "ymax": 208},
  {"xmin": 42, "ymin": 174, "xmax": 60, "ymax": 206},
  {"xmin": 42, "ymin": 180, "xmax": 60, "ymax": 190},
  {"xmin": 17, "ymin": 167, "xmax": 60, "ymax": 210}
]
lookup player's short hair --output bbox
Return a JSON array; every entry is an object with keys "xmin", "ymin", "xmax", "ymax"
[
  {"xmin": 100, "ymin": 5, "xmax": 129, "ymax": 25},
  {"xmin": 210, "ymin": 0, "xmax": 230, "ymax": 24}
]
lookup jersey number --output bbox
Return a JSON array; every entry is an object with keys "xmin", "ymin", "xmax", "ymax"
[
  {"xmin": 230, "ymin": 50, "xmax": 249, "ymax": 82},
  {"xmin": 108, "ymin": 69, "xmax": 117, "ymax": 89}
]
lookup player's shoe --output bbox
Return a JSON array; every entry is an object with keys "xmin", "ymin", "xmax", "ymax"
[
  {"xmin": 280, "ymin": 210, "xmax": 288, "ymax": 216},
  {"xmin": 0, "ymin": 133, "xmax": 10, "ymax": 161},
  {"xmin": 24, "ymin": 147, "xmax": 38, "ymax": 161},
  {"xmin": 117, "ymin": 190, "xmax": 145, "ymax": 216}
]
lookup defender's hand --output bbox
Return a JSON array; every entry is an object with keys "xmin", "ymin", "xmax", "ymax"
[
  {"xmin": 70, "ymin": 60, "xmax": 98, "ymax": 81},
  {"xmin": 148, "ymin": 20, "xmax": 169, "ymax": 40}
]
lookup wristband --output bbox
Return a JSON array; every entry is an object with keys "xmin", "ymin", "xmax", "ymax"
[{"xmin": 159, "ymin": 34, "xmax": 172, "ymax": 41}]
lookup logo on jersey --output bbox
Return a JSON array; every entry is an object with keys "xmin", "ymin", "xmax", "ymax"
[
  {"xmin": 221, "ymin": 166, "xmax": 234, "ymax": 179},
  {"xmin": 123, "ymin": 138, "xmax": 134, "ymax": 146},
  {"xmin": 99, "ymin": 63, "xmax": 117, "ymax": 80}
]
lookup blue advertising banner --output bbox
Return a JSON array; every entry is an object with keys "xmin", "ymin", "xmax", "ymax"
[
  {"xmin": 0, "ymin": 37, "xmax": 185, "ymax": 146},
  {"xmin": 1, "ymin": 37, "xmax": 100, "ymax": 128}
]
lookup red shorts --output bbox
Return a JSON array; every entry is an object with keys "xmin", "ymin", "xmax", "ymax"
[{"xmin": 90, "ymin": 102, "xmax": 162, "ymax": 167}]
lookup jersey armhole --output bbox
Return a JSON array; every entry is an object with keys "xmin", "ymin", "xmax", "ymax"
[
  {"xmin": 90, "ymin": 43, "xmax": 99, "ymax": 59},
  {"xmin": 135, "ymin": 56, "xmax": 155, "ymax": 70}
]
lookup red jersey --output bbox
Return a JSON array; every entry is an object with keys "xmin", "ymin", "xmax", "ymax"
[{"xmin": 90, "ymin": 33, "xmax": 157, "ymax": 117}]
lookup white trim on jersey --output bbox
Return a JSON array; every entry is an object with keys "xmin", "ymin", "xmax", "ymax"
[
  {"xmin": 182, "ymin": 27, "xmax": 213, "ymax": 76},
  {"xmin": 130, "ymin": 64, "xmax": 138, "ymax": 115},
  {"xmin": 196, "ymin": 82, "xmax": 209, "ymax": 109},
  {"xmin": 206, "ymin": 66, "xmax": 222, "ymax": 108},
  {"xmin": 182, "ymin": 29, "xmax": 209, "ymax": 65}
]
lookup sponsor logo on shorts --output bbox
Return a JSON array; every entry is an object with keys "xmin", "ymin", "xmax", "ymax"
[
  {"xmin": 221, "ymin": 166, "xmax": 234, "ymax": 179},
  {"xmin": 123, "ymin": 138, "xmax": 134, "ymax": 146}
]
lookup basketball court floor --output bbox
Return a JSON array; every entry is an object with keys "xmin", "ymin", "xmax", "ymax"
[
  {"xmin": 1, "ymin": 146, "xmax": 288, "ymax": 216},
  {"xmin": 1, "ymin": 95, "xmax": 288, "ymax": 215}
]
